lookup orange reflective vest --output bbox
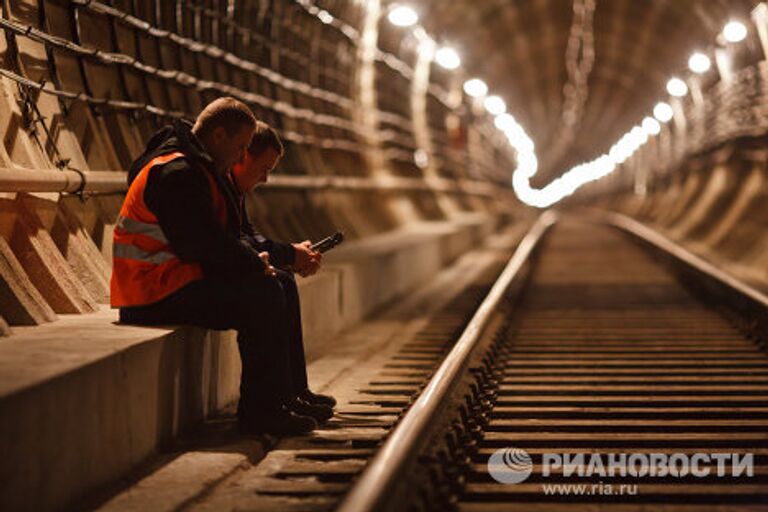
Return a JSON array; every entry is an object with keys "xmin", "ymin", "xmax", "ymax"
[{"xmin": 111, "ymin": 152, "xmax": 228, "ymax": 307}]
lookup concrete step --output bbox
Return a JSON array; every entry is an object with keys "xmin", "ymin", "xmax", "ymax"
[{"xmin": 0, "ymin": 214, "xmax": 500, "ymax": 511}]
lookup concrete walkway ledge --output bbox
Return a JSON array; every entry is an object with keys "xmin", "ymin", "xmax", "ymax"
[{"xmin": 0, "ymin": 212, "xmax": 495, "ymax": 511}]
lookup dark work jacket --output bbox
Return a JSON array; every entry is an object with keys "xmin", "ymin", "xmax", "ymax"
[
  {"xmin": 126, "ymin": 120, "xmax": 293, "ymax": 278},
  {"xmin": 223, "ymin": 171, "xmax": 296, "ymax": 268}
]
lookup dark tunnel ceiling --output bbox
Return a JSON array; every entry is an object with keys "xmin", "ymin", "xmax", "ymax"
[{"xmin": 418, "ymin": 0, "xmax": 760, "ymax": 186}]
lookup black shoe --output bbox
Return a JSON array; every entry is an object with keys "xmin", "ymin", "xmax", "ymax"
[
  {"xmin": 287, "ymin": 397, "xmax": 334, "ymax": 423},
  {"xmin": 299, "ymin": 388, "xmax": 337, "ymax": 408},
  {"xmin": 238, "ymin": 405, "xmax": 317, "ymax": 436}
]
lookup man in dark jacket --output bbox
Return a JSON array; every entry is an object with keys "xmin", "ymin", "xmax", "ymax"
[
  {"xmin": 227, "ymin": 122, "xmax": 331, "ymax": 415},
  {"xmin": 113, "ymin": 97, "xmax": 332, "ymax": 435}
]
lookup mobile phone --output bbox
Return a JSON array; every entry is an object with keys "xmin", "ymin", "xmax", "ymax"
[{"xmin": 311, "ymin": 231, "xmax": 345, "ymax": 253}]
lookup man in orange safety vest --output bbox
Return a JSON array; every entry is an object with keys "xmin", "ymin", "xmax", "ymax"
[{"xmin": 112, "ymin": 97, "xmax": 332, "ymax": 435}]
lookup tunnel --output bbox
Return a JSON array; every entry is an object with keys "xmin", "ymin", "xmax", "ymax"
[{"xmin": 0, "ymin": 0, "xmax": 767, "ymax": 510}]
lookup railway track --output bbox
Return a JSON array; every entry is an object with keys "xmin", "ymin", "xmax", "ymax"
[
  {"xmin": 115, "ymin": 213, "xmax": 767, "ymax": 511},
  {"xmin": 338, "ymin": 213, "xmax": 768, "ymax": 512},
  {"xmin": 460, "ymin": 218, "xmax": 768, "ymax": 511}
]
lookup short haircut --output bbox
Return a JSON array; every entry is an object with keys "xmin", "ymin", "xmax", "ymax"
[
  {"xmin": 248, "ymin": 121, "xmax": 284, "ymax": 157},
  {"xmin": 193, "ymin": 97, "xmax": 256, "ymax": 137}
]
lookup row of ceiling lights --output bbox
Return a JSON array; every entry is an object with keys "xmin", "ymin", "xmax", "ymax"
[
  {"xmin": 667, "ymin": 21, "xmax": 748, "ymax": 97},
  {"xmin": 387, "ymin": 6, "xmax": 515, "ymax": 137},
  {"xmin": 386, "ymin": 4, "xmax": 750, "ymax": 207},
  {"xmin": 388, "ymin": 6, "xmax": 463, "ymax": 70},
  {"xmin": 524, "ymin": 18, "xmax": 752, "ymax": 208},
  {"xmin": 388, "ymin": 4, "xmax": 527, "ymax": 176}
]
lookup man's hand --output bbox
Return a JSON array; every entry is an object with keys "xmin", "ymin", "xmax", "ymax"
[
  {"xmin": 292, "ymin": 240, "xmax": 322, "ymax": 277},
  {"xmin": 259, "ymin": 251, "xmax": 277, "ymax": 277}
]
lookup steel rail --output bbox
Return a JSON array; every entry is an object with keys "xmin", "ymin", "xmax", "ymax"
[
  {"xmin": 606, "ymin": 212, "xmax": 768, "ymax": 310},
  {"xmin": 337, "ymin": 210, "xmax": 558, "ymax": 512}
]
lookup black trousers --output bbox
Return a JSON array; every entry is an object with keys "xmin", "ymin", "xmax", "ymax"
[{"xmin": 120, "ymin": 270, "xmax": 308, "ymax": 417}]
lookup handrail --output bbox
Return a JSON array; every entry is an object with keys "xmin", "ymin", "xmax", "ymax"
[
  {"xmin": 337, "ymin": 210, "xmax": 558, "ymax": 512},
  {"xmin": 0, "ymin": 167, "xmax": 507, "ymax": 198},
  {"xmin": 606, "ymin": 212, "xmax": 768, "ymax": 309},
  {"xmin": 0, "ymin": 168, "xmax": 126, "ymax": 194}
]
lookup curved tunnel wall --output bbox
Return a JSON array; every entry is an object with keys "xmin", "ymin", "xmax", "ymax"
[
  {"xmin": 7, "ymin": 2, "xmax": 768, "ymax": 510},
  {"xmin": 0, "ymin": 0, "xmax": 524, "ymax": 331},
  {"xmin": 598, "ymin": 139, "xmax": 768, "ymax": 290},
  {"xmin": 583, "ymin": 3, "xmax": 768, "ymax": 291}
]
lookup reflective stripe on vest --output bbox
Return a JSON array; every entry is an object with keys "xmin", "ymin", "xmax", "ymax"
[
  {"xmin": 110, "ymin": 151, "xmax": 228, "ymax": 307},
  {"xmin": 113, "ymin": 243, "xmax": 176, "ymax": 265},
  {"xmin": 115, "ymin": 215, "xmax": 168, "ymax": 244}
]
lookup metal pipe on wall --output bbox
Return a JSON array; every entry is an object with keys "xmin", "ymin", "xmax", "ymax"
[
  {"xmin": 0, "ymin": 167, "xmax": 503, "ymax": 198},
  {"xmin": 0, "ymin": 168, "xmax": 126, "ymax": 194}
]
